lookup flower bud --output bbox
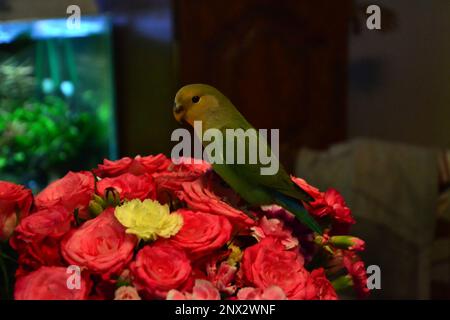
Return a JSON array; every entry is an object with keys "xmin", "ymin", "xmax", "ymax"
[
  {"xmin": 329, "ymin": 236, "xmax": 365, "ymax": 251},
  {"xmin": 89, "ymin": 200, "xmax": 104, "ymax": 217},
  {"xmin": 105, "ymin": 187, "xmax": 121, "ymax": 207},
  {"xmin": 1, "ymin": 212, "xmax": 18, "ymax": 240},
  {"xmin": 92, "ymin": 194, "xmax": 106, "ymax": 208},
  {"xmin": 331, "ymin": 275, "xmax": 353, "ymax": 292},
  {"xmin": 313, "ymin": 234, "xmax": 333, "ymax": 254}
]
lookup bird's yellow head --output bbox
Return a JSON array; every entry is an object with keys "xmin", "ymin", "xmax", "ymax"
[{"xmin": 173, "ymin": 84, "xmax": 226, "ymax": 125}]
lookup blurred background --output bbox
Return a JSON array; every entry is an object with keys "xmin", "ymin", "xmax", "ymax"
[{"xmin": 0, "ymin": 0, "xmax": 449, "ymax": 299}]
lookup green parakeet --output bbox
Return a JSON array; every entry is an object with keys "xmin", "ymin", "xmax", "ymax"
[{"xmin": 173, "ymin": 84, "xmax": 322, "ymax": 234}]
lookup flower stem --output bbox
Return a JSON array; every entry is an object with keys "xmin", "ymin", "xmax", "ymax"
[{"xmin": 0, "ymin": 254, "xmax": 11, "ymax": 299}]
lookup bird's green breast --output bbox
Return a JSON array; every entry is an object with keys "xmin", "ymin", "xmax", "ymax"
[{"xmin": 211, "ymin": 162, "xmax": 273, "ymax": 205}]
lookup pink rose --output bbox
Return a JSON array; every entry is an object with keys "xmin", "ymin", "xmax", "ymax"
[
  {"xmin": 237, "ymin": 286, "xmax": 287, "ymax": 300},
  {"xmin": 0, "ymin": 181, "xmax": 33, "ymax": 240},
  {"xmin": 61, "ymin": 208, "xmax": 137, "ymax": 277},
  {"xmin": 309, "ymin": 268, "xmax": 338, "ymax": 300},
  {"xmin": 114, "ymin": 286, "xmax": 141, "ymax": 300},
  {"xmin": 94, "ymin": 154, "xmax": 171, "ymax": 178},
  {"xmin": 96, "ymin": 173, "xmax": 156, "ymax": 201},
  {"xmin": 131, "ymin": 241, "xmax": 192, "ymax": 299},
  {"xmin": 251, "ymin": 216, "xmax": 298, "ymax": 249},
  {"xmin": 167, "ymin": 279, "xmax": 220, "ymax": 300},
  {"xmin": 241, "ymin": 237, "xmax": 316, "ymax": 299},
  {"xmin": 14, "ymin": 266, "xmax": 91, "ymax": 300},
  {"xmin": 170, "ymin": 209, "xmax": 232, "ymax": 258},
  {"xmin": 177, "ymin": 178, "xmax": 255, "ymax": 227},
  {"xmin": 35, "ymin": 171, "xmax": 94, "ymax": 219},
  {"xmin": 205, "ymin": 260, "xmax": 237, "ymax": 295},
  {"xmin": 10, "ymin": 205, "xmax": 73, "ymax": 271}
]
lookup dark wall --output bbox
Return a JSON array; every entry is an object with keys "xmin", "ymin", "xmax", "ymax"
[{"xmin": 99, "ymin": 0, "xmax": 178, "ymax": 158}]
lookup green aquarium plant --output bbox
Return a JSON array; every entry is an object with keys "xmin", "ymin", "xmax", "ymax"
[
  {"xmin": 0, "ymin": 96, "xmax": 101, "ymax": 189},
  {"xmin": 0, "ymin": 60, "xmax": 108, "ymax": 190},
  {"xmin": 0, "ymin": 17, "xmax": 117, "ymax": 191}
]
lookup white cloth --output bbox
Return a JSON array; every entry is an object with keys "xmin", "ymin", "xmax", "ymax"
[{"xmin": 295, "ymin": 138, "xmax": 438, "ymax": 299}]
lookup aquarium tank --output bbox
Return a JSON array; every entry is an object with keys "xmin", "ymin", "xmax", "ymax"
[{"xmin": 0, "ymin": 16, "xmax": 117, "ymax": 191}]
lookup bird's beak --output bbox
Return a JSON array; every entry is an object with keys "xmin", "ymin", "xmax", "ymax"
[{"xmin": 173, "ymin": 103, "xmax": 185, "ymax": 124}]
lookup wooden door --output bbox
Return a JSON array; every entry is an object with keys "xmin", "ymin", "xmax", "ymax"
[{"xmin": 174, "ymin": 0, "xmax": 350, "ymax": 170}]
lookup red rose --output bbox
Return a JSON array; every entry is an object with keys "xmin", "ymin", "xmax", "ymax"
[
  {"xmin": 13, "ymin": 205, "xmax": 72, "ymax": 241},
  {"xmin": 177, "ymin": 178, "xmax": 255, "ymax": 227},
  {"xmin": 131, "ymin": 241, "xmax": 192, "ymax": 299},
  {"xmin": 14, "ymin": 266, "xmax": 91, "ymax": 300},
  {"xmin": 153, "ymin": 157, "xmax": 210, "ymax": 194},
  {"xmin": 0, "ymin": 181, "xmax": 33, "ymax": 240},
  {"xmin": 94, "ymin": 154, "xmax": 171, "ymax": 178},
  {"xmin": 241, "ymin": 237, "xmax": 315, "ymax": 299},
  {"xmin": 309, "ymin": 268, "xmax": 338, "ymax": 300},
  {"xmin": 61, "ymin": 208, "xmax": 137, "ymax": 277},
  {"xmin": 35, "ymin": 171, "xmax": 94, "ymax": 219},
  {"xmin": 170, "ymin": 209, "xmax": 232, "ymax": 258},
  {"xmin": 96, "ymin": 173, "xmax": 156, "ymax": 201},
  {"xmin": 10, "ymin": 205, "xmax": 73, "ymax": 271}
]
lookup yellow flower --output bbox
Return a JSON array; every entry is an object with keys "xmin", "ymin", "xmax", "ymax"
[
  {"xmin": 226, "ymin": 243, "xmax": 243, "ymax": 267},
  {"xmin": 114, "ymin": 199, "xmax": 183, "ymax": 241}
]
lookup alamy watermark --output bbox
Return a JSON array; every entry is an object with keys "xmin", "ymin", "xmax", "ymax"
[
  {"xmin": 171, "ymin": 121, "xmax": 280, "ymax": 176},
  {"xmin": 366, "ymin": 5, "xmax": 381, "ymax": 30},
  {"xmin": 66, "ymin": 265, "xmax": 81, "ymax": 290},
  {"xmin": 366, "ymin": 264, "xmax": 381, "ymax": 290},
  {"xmin": 66, "ymin": 5, "xmax": 81, "ymax": 30}
]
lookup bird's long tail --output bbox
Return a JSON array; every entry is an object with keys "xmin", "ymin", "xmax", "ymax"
[{"xmin": 273, "ymin": 192, "xmax": 322, "ymax": 234}]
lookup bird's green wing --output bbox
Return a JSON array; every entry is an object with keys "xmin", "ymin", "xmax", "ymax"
[{"xmin": 216, "ymin": 125, "xmax": 314, "ymax": 203}]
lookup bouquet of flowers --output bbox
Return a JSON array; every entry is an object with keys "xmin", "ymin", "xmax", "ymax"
[{"xmin": 0, "ymin": 154, "xmax": 369, "ymax": 300}]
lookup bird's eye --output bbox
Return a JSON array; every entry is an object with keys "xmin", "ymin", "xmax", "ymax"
[{"xmin": 192, "ymin": 96, "xmax": 200, "ymax": 103}]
